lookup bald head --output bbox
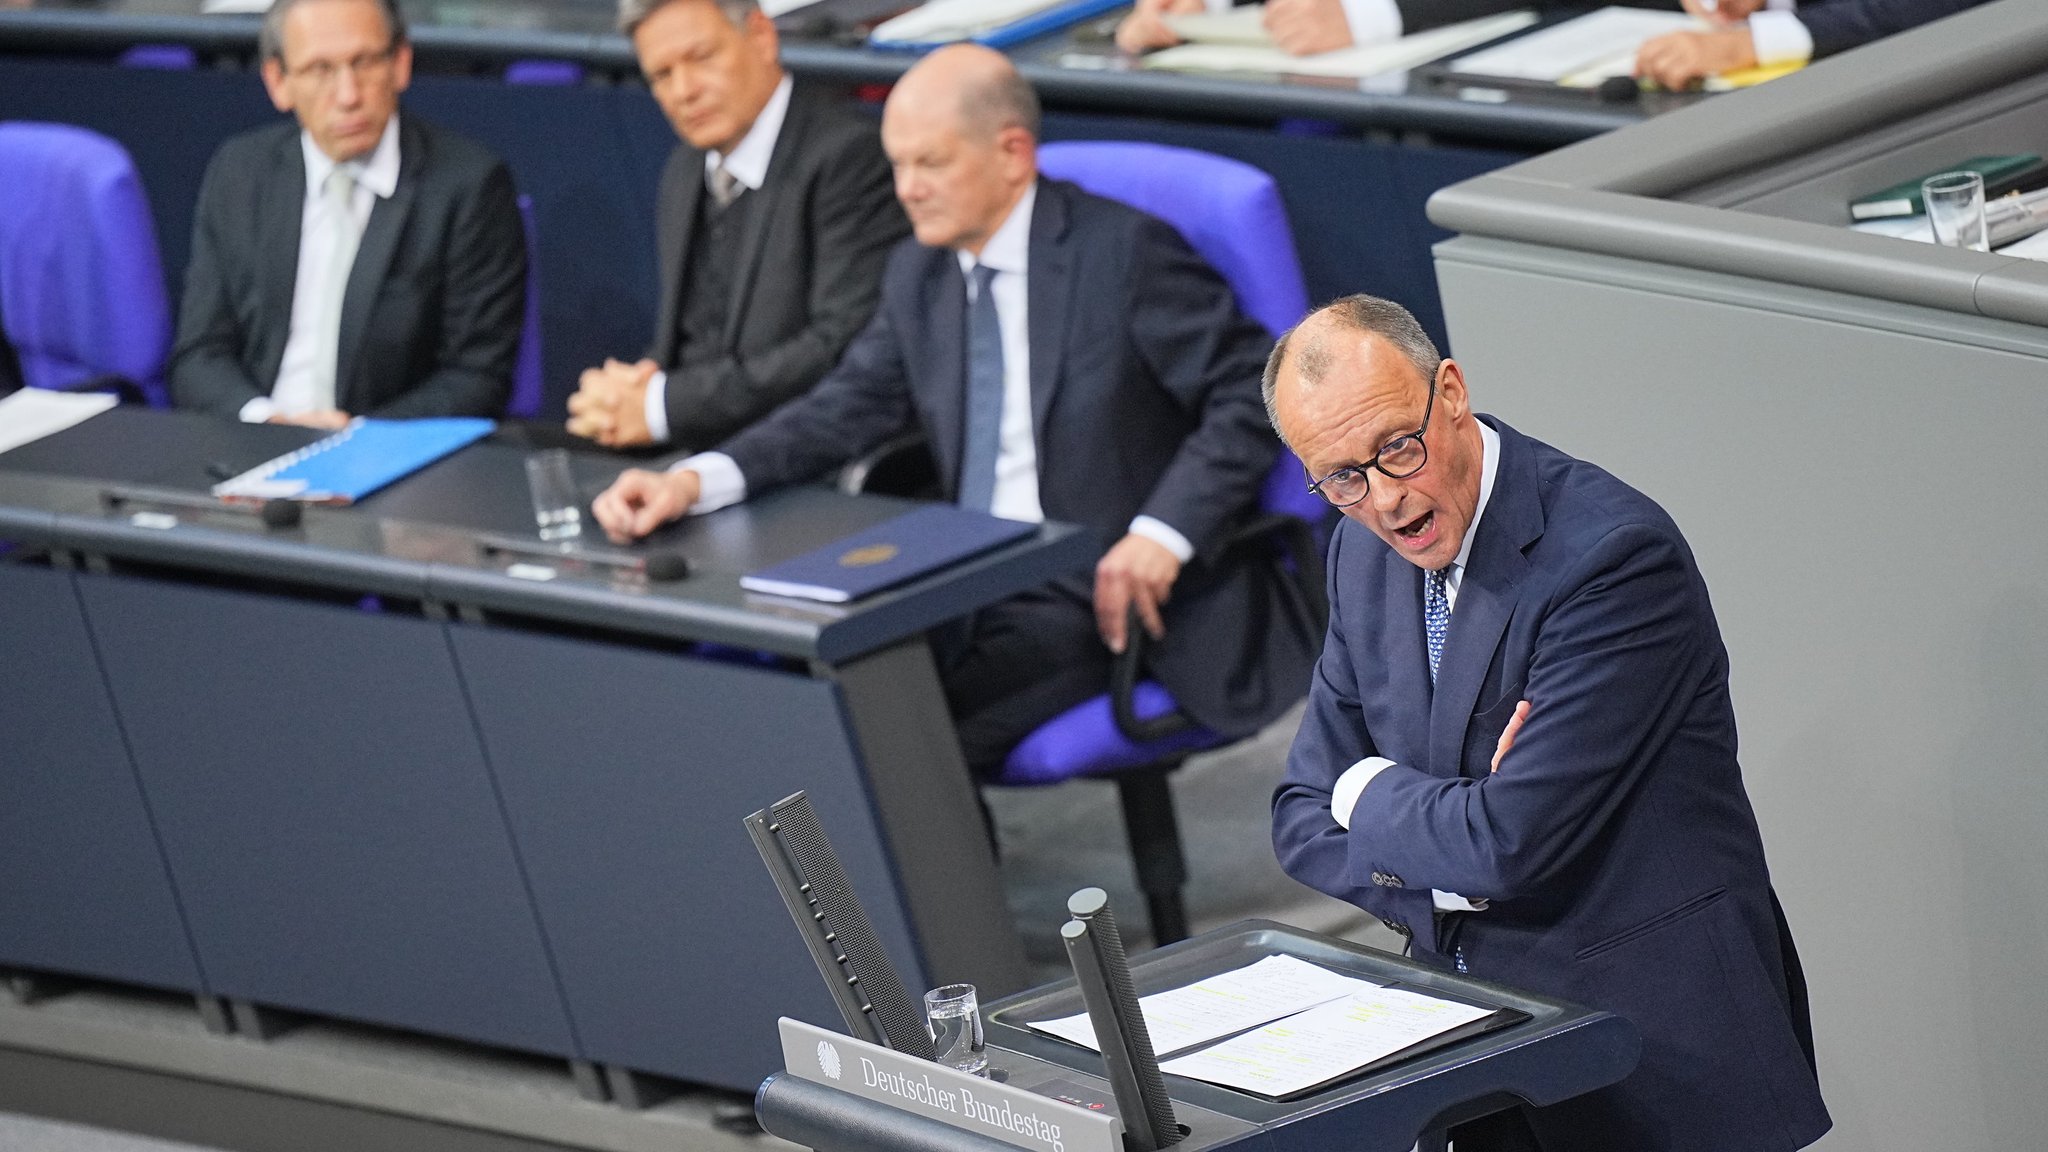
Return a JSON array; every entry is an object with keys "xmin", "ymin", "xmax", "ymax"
[{"xmin": 882, "ymin": 43, "xmax": 1040, "ymax": 255}]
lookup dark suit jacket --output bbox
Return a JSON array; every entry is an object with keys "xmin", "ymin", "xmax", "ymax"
[
  {"xmin": 1799, "ymin": 0, "xmax": 1985, "ymax": 57},
  {"xmin": 719, "ymin": 177, "xmax": 1318, "ymax": 737},
  {"xmin": 648, "ymin": 81, "xmax": 906, "ymax": 450},
  {"xmin": 170, "ymin": 114, "xmax": 524, "ymax": 419},
  {"xmin": 1275, "ymin": 418, "xmax": 1830, "ymax": 1151}
]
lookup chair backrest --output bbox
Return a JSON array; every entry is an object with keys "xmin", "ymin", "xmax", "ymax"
[
  {"xmin": 0, "ymin": 122, "xmax": 172, "ymax": 405},
  {"xmin": 510, "ymin": 194, "xmax": 544, "ymax": 419},
  {"xmin": 1035, "ymin": 141, "xmax": 1322, "ymax": 526}
]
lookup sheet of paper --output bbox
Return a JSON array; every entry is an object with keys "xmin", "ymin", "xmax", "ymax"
[
  {"xmin": 1028, "ymin": 954, "xmax": 1377, "ymax": 1057},
  {"xmin": 1851, "ymin": 215, "xmax": 1934, "ymax": 241},
  {"xmin": 1998, "ymin": 228, "xmax": 2048, "ymax": 260},
  {"xmin": 0, "ymin": 388, "xmax": 118, "ymax": 457},
  {"xmin": 873, "ymin": 0, "xmax": 1073, "ymax": 42},
  {"xmin": 1449, "ymin": 7, "xmax": 1698, "ymax": 82},
  {"xmin": 1145, "ymin": 11, "xmax": 1537, "ymax": 78},
  {"xmin": 760, "ymin": 0, "xmax": 826, "ymax": 15},
  {"xmin": 1164, "ymin": 5, "xmax": 1270, "ymax": 46},
  {"xmin": 1160, "ymin": 986, "xmax": 1496, "ymax": 1097}
]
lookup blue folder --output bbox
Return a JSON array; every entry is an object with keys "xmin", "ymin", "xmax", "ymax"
[
  {"xmin": 741, "ymin": 504, "xmax": 1037, "ymax": 603},
  {"xmin": 212, "ymin": 417, "xmax": 494, "ymax": 503},
  {"xmin": 869, "ymin": 0, "xmax": 1127, "ymax": 52}
]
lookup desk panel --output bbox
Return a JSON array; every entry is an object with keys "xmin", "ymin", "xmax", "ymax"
[
  {"xmin": 450, "ymin": 623, "xmax": 919, "ymax": 1090},
  {"xmin": 0, "ymin": 564, "xmax": 204, "ymax": 994},
  {"xmin": 78, "ymin": 573, "xmax": 577, "ymax": 1056}
]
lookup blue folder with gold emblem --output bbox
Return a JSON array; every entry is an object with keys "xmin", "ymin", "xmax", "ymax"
[{"xmin": 740, "ymin": 504, "xmax": 1037, "ymax": 603}]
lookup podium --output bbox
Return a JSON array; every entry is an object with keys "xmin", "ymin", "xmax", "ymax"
[{"xmin": 756, "ymin": 920, "xmax": 1638, "ymax": 1152}]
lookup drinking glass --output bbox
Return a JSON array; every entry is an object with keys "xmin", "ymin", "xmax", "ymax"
[
  {"xmin": 1924, "ymin": 171, "xmax": 1989, "ymax": 251},
  {"xmin": 524, "ymin": 449, "xmax": 583, "ymax": 542},
  {"xmin": 923, "ymin": 983, "xmax": 987, "ymax": 1075}
]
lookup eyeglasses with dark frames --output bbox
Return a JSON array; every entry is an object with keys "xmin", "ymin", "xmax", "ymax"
[{"xmin": 1304, "ymin": 373, "xmax": 1436, "ymax": 509}]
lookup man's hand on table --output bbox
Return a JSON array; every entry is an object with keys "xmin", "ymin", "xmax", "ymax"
[{"xmin": 592, "ymin": 467, "xmax": 700, "ymax": 544}]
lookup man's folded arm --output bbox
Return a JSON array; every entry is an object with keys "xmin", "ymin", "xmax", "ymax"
[
  {"xmin": 1794, "ymin": 0, "xmax": 1983, "ymax": 60},
  {"xmin": 369, "ymin": 162, "xmax": 525, "ymax": 419},
  {"xmin": 661, "ymin": 136, "xmax": 906, "ymax": 447},
  {"xmin": 1350, "ymin": 523, "xmax": 1713, "ymax": 901}
]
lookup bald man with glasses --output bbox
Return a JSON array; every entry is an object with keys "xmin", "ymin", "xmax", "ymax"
[{"xmin": 171, "ymin": 0, "xmax": 526, "ymax": 425}]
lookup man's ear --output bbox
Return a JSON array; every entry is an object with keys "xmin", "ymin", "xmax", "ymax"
[
  {"xmin": 389, "ymin": 40, "xmax": 414, "ymax": 93},
  {"xmin": 1438, "ymin": 358, "xmax": 1471, "ymax": 421},
  {"xmin": 260, "ymin": 58, "xmax": 294, "ymax": 114}
]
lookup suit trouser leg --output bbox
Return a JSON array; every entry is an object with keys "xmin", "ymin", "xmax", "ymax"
[{"xmin": 936, "ymin": 586, "xmax": 1114, "ymax": 778}]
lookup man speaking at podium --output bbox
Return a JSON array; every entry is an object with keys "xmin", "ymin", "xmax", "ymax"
[{"xmin": 1267, "ymin": 296, "xmax": 1830, "ymax": 1151}]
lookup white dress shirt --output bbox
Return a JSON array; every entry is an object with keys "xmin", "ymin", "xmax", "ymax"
[
  {"xmin": 1748, "ymin": 0, "xmax": 1813, "ymax": 67},
  {"xmin": 1330, "ymin": 419, "xmax": 1500, "ymax": 913},
  {"xmin": 643, "ymin": 73, "xmax": 795, "ymax": 444},
  {"xmin": 675, "ymin": 182, "xmax": 1196, "ymax": 563},
  {"xmin": 240, "ymin": 115, "xmax": 402, "ymax": 423}
]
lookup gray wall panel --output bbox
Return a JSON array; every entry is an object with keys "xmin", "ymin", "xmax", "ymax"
[
  {"xmin": 1437, "ymin": 245, "xmax": 2048, "ymax": 1152},
  {"xmin": 449, "ymin": 624, "xmax": 925, "ymax": 1092},
  {"xmin": 77, "ymin": 575, "xmax": 576, "ymax": 1057},
  {"xmin": 0, "ymin": 565, "xmax": 203, "ymax": 993}
]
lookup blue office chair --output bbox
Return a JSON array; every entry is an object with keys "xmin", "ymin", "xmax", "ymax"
[
  {"xmin": 996, "ymin": 142, "xmax": 1328, "ymax": 944},
  {"xmin": 509, "ymin": 194, "xmax": 545, "ymax": 419},
  {"xmin": 0, "ymin": 122, "xmax": 172, "ymax": 406}
]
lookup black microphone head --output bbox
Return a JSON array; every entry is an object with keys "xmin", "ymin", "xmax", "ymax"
[
  {"xmin": 642, "ymin": 551, "xmax": 692, "ymax": 582},
  {"xmin": 1597, "ymin": 75, "xmax": 1640, "ymax": 103},
  {"xmin": 260, "ymin": 499, "xmax": 303, "ymax": 529}
]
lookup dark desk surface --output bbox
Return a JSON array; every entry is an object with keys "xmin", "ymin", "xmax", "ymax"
[
  {"xmin": 0, "ymin": 408, "xmax": 1094, "ymax": 663},
  {"xmin": 0, "ymin": 0, "xmax": 1696, "ymax": 146}
]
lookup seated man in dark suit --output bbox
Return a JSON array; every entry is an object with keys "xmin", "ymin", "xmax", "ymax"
[
  {"xmin": 562, "ymin": 0, "xmax": 906, "ymax": 453},
  {"xmin": 170, "ymin": 0, "xmax": 524, "ymax": 427},
  {"xmin": 1268, "ymin": 296, "xmax": 1830, "ymax": 1151},
  {"xmin": 593, "ymin": 45, "xmax": 1317, "ymax": 774},
  {"xmin": 1635, "ymin": 0, "xmax": 1987, "ymax": 87}
]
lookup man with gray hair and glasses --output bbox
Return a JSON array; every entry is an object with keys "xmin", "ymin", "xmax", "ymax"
[
  {"xmin": 563, "ymin": 0, "xmax": 904, "ymax": 452},
  {"xmin": 172, "ymin": 0, "xmax": 526, "ymax": 424}
]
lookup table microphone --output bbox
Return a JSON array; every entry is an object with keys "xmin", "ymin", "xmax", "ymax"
[
  {"xmin": 479, "ymin": 533, "xmax": 692, "ymax": 582},
  {"xmin": 102, "ymin": 484, "xmax": 303, "ymax": 529}
]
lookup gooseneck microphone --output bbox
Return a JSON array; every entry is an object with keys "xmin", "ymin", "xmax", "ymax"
[
  {"xmin": 1061, "ymin": 887, "xmax": 1181, "ymax": 1151},
  {"xmin": 101, "ymin": 484, "xmax": 303, "ymax": 529}
]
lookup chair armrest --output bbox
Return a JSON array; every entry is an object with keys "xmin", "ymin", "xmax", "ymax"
[
  {"xmin": 1213, "ymin": 511, "xmax": 1329, "ymax": 627},
  {"xmin": 1112, "ymin": 607, "xmax": 1197, "ymax": 743},
  {"xmin": 836, "ymin": 429, "xmax": 939, "ymax": 498}
]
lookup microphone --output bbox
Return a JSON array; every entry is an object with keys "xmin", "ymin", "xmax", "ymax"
[
  {"xmin": 642, "ymin": 550, "xmax": 693, "ymax": 582},
  {"xmin": 102, "ymin": 484, "xmax": 302, "ymax": 529},
  {"xmin": 478, "ymin": 533, "xmax": 692, "ymax": 582},
  {"xmin": 1596, "ymin": 75, "xmax": 1641, "ymax": 103}
]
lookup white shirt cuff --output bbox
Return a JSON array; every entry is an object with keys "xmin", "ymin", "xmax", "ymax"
[
  {"xmin": 644, "ymin": 370, "xmax": 671, "ymax": 445},
  {"xmin": 1748, "ymin": 10, "xmax": 1813, "ymax": 65},
  {"xmin": 1764, "ymin": 0, "xmax": 1795, "ymax": 11},
  {"xmin": 1330, "ymin": 755, "xmax": 1394, "ymax": 830},
  {"xmin": 1339, "ymin": 0, "xmax": 1402, "ymax": 47},
  {"xmin": 1433, "ymin": 890, "xmax": 1488, "ymax": 912},
  {"xmin": 672, "ymin": 451, "xmax": 745, "ymax": 515},
  {"xmin": 1204, "ymin": 0, "xmax": 1231, "ymax": 11},
  {"xmin": 1127, "ymin": 515, "xmax": 1195, "ymax": 563},
  {"xmin": 239, "ymin": 396, "xmax": 278, "ymax": 423}
]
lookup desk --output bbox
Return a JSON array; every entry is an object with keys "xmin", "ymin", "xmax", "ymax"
[
  {"xmin": 0, "ymin": 407, "xmax": 1094, "ymax": 1094},
  {"xmin": 0, "ymin": 3, "xmax": 1682, "ymax": 412}
]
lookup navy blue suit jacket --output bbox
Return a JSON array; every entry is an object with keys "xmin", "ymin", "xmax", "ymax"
[
  {"xmin": 1275, "ymin": 418, "xmax": 1829, "ymax": 1151},
  {"xmin": 718, "ymin": 177, "xmax": 1317, "ymax": 736},
  {"xmin": 1799, "ymin": 0, "xmax": 1985, "ymax": 58}
]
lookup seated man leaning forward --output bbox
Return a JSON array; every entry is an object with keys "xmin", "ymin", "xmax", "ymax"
[
  {"xmin": 1267, "ymin": 295, "xmax": 1831, "ymax": 1152},
  {"xmin": 563, "ymin": 0, "xmax": 906, "ymax": 453},
  {"xmin": 171, "ymin": 0, "xmax": 525, "ymax": 426},
  {"xmin": 593, "ymin": 45, "xmax": 1318, "ymax": 775}
]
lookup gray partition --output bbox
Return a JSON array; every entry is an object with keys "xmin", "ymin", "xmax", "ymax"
[
  {"xmin": 1426, "ymin": 4, "xmax": 2048, "ymax": 1150},
  {"xmin": 449, "ymin": 623, "xmax": 923, "ymax": 1092},
  {"xmin": 79, "ymin": 573, "xmax": 578, "ymax": 1057},
  {"xmin": 0, "ymin": 565, "xmax": 204, "ymax": 994}
]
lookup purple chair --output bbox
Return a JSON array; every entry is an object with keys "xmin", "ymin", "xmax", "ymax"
[
  {"xmin": 510, "ymin": 194, "xmax": 544, "ymax": 419},
  {"xmin": 0, "ymin": 122, "xmax": 172, "ymax": 406},
  {"xmin": 117, "ymin": 44, "xmax": 199, "ymax": 70},
  {"xmin": 996, "ymin": 141, "xmax": 1328, "ymax": 944},
  {"xmin": 504, "ymin": 60, "xmax": 586, "ymax": 87}
]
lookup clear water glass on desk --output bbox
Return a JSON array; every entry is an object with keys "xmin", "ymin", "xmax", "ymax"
[
  {"xmin": 524, "ymin": 448, "xmax": 583, "ymax": 542},
  {"xmin": 1924, "ymin": 171, "xmax": 1989, "ymax": 251},
  {"xmin": 924, "ymin": 983, "xmax": 988, "ymax": 1075}
]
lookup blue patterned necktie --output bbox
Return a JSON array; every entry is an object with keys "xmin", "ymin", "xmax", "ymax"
[
  {"xmin": 1424, "ymin": 566, "xmax": 1451, "ymax": 684},
  {"xmin": 956, "ymin": 264, "xmax": 1003, "ymax": 513}
]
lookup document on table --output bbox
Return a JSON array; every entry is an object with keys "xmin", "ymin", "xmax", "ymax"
[
  {"xmin": 1160, "ymin": 985, "xmax": 1497, "ymax": 1098},
  {"xmin": 759, "ymin": 0, "xmax": 824, "ymax": 15},
  {"xmin": 1448, "ymin": 7, "xmax": 1698, "ymax": 84},
  {"xmin": 1029, "ymin": 954, "xmax": 1377, "ymax": 1056},
  {"xmin": 0, "ymin": 388, "xmax": 118, "ymax": 457},
  {"xmin": 1145, "ymin": 10, "xmax": 1538, "ymax": 78},
  {"xmin": 1164, "ymin": 4, "xmax": 1271, "ymax": 46},
  {"xmin": 872, "ymin": 0, "xmax": 1081, "ymax": 42}
]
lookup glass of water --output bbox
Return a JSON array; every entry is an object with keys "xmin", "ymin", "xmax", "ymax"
[
  {"xmin": 1924, "ymin": 171, "xmax": 1989, "ymax": 251},
  {"xmin": 524, "ymin": 449, "xmax": 583, "ymax": 542},
  {"xmin": 923, "ymin": 983, "xmax": 987, "ymax": 1075}
]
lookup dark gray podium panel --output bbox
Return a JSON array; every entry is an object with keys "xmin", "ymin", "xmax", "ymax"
[
  {"xmin": 75, "ymin": 573, "xmax": 577, "ymax": 1057},
  {"xmin": 0, "ymin": 565, "xmax": 204, "ymax": 994},
  {"xmin": 447, "ymin": 623, "xmax": 919, "ymax": 1091}
]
